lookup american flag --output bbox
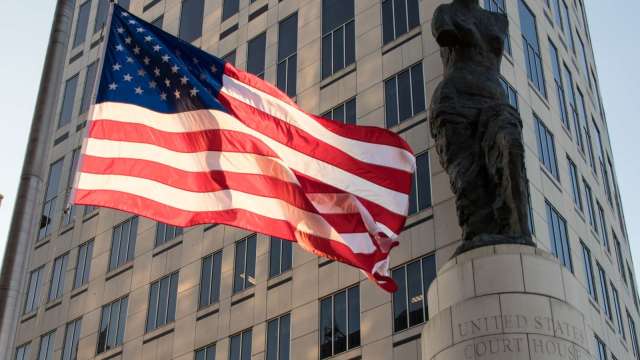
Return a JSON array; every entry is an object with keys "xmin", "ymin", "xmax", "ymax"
[{"xmin": 73, "ymin": 5, "xmax": 415, "ymax": 292}]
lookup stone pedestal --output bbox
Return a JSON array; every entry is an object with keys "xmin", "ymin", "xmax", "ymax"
[{"xmin": 422, "ymin": 245, "xmax": 594, "ymax": 360}]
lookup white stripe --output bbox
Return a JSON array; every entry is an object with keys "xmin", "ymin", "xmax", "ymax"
[
  {"xmin": 85, "ymin": 138, "xmax": 299, "ymax": 185},
  {"xmin": 91, "ymin": 102, "xmax": 408, "ymax": 215},
  {"xmin": 76, "ymin": 172, "xmax": 377, "ymax": 254},
  {"xmin": 220, "ymin": 74, "xmax": 416, "ymax": 173}
]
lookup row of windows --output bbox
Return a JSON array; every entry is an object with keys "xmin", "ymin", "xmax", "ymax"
[
  {"xmin": 18, "ymin": 254, "xmax": 434, "ymax": 360},
  {"xmin": 534, "ymin": 113, "xmax": 630, "ymax": 286}
]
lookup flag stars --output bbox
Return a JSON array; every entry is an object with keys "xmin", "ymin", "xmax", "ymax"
[
  {"xmin": 121, "ymin": 12, "xmax": 129, "ymax": 17},
  {"xmin": 108, "ymin": 82, "xmax": 118, "ymax": 90},
  {"xmin": 154, "ymin": 67, "xmax": 161, "ymax": 77},
  {"xmin": 112, "ymin": 63, "xmax": 122, "ymax": 71},
  {"xmin": 137, "ymin": 68, "xmax": 146, "ymax": 77},
  {"xmin": 134, "ymin": 86, "xmax": 144, "ymax": 95},
  {"xmin": 143, "ymin": 57, "xmax": 151, "ymax": 65},
  {"xmin": 126, "ymin": 56, "xmax": 134, "ymax": 63},
  {"xmin": 153, "ymin": 44, "xmax": 161, "ymax": 52},
  {"xmin": 160, "ymin": 92, "xmax": 167, "ymax": 101},
  {"xmin": 117, "ymin": 27, "xmax": 125, "ymax": 33},
  {"xmin": 149, "ymin": 80, "xmax": 157, "ymax": 89},
  {"xmin": 115, "ymin": 44, "xmax": 124, "ymax": 51},
  {"xmin": 171, "ymin": 64, "xmax": 180, "ymax": 73},
  {"xmin": 123, "ymin": 73, "xmax": 133, "ymax": 82},
  {"xmin": 164, "ymin": 78, "xmax": 171, "ymax": 87},
  {"xmin": 174, "ymin": 90, "xmax": 181, "ymax": 99},
  {"xmin": 124, "ymin": 36, "xmax": 132, "ymax": 44},
  {"xmin": 161, "ymin": 54, "xmax": 170, "ymax": 63},
  {"xmin": 128, "ymin": 19, "xmax": 137, "ymax": 24},
  {"xmin": 144, "ymin": 35, "xmax": 152, "ymax": 42},
  {"xmin": 180, "ymin": 76, "xmax": 189, "ymax": 85},
  {"xmin": 189, "ymin": 87, "xmax": 199, "ymax": 97},
  {"xmin": 136, "ymin": 27, "xmax": 145, "ymax": 32},
  {"xmin": 193, "ymin": 58, "xmax": 199, "ymax": 64},
  {"xmin": 133, "ymin": 46, "xmax": 141, "ymax": 55}
]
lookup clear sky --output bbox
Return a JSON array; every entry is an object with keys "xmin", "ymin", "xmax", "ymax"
[{"xmin": 0, "ymin": 0, "xmax": 638, "ymax": 272}]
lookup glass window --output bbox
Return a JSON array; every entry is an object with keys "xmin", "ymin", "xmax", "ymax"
[
  {"xmin": 72, "ymin": 1, "xmax": 91, "ymax": 48},
  {"xmin": 614, "ymin": 235, "xmax": 627, "ymax": 285},
  {"xmin": 577, "ymin": 34, "xmax": 591, "ymax": 87},
  {"xmin": 563, "ymin": 65, "xmax": 583, "ymax": 152},
  {"xmin": 247, "ymin": 32, "xmax": 266, "ymax": 79},
  {"xmin": 59, "ymin": 74, "xmax": 79, "ymax": 128},
  {"xmin": 611, "ymin": 284, "xmax": 625, "ymax": 338},
  {"xmin": 24, "ymin": 266, "xmax": 44, "ymax": 314},
  {"xmin": 94, "ymin": 0, "xmax": 109, "ymax": 33},
  {"xmin": 199, "ymin": 251, "xmax": 222, "ymax": 309},
  {"xmin": 321, "ymin": 0, "xmax": 355, "ymax": 78},
  {"xmin": 320, "ymin": 285, "xmax": 360, "ymax": 359},
  {"xmin": 580, "ymin": 242, "xmax": 596, "ymax": 301},
  {"xmin": 545, "ymin": 201, "xmax": 572, "ymax": 270},
  {"xmin": 385, "ymin": 63, "xmax": 425, "ymax": 127},
  {"xmin": 583, "ymin": 180, "xmax": 597, "ymax": 233},
  {"xmin": 597, "ymin": 203, "xmax": 610, "ymax": 251},
  {"xmin": 37, "ymin": 331, "xmax": 55, "ymax": 360},
  {"xmin": 549, "ymin": 0, "xmax": 563, "ymax": 29},
  {"xmin": 322, "ymin": 98, "xmax": 356, "ymax": 125},
  {"xmin": 229, "ymin": 328, "xmax": 252, "ymax": 360},
  {"xmin": 223, "ymin": 50, "xmax": 236, "ymax": 66},
  {"xmin": 408, "ymin": 152, "xmax": 432, "ymax": 215},
  {"xmin": 179, "ymin": 0, "xmax": 204, "ymax": 42},
  {"xmin": 195, "ymin": 344, "xmax": 216, "ymax": 360},
  {"xmin": 108, "ymin": 216, "xmax": 138, "ymax": 271},
  {"xmin": 48, "ymin": 253, "xmax": 69, "ymax": 302},
  {"xmin": 152, "ymin": 15, "xmax": 163, "ymax": 29},
  {"xmin": 155, "ymin": 222, "xmax": 183, "ymax": 247},
  {"xmin": 79, "ymin": 61, "xmax": 98, "ymax": 115},
  {"xmin": 15, "ymin": 343, "xmax": 30, "ymax": 360},
  {"xmin": 269, "ymin": 237, "xmax": 292, "ymax": 278},
  {"xmin": 62, "ymin": 318, "xmax": 82, "ymax": 360},
  {"xmin": 74, "ymin": 239, "xmax": 94, "ymax": 289},
  {"xmin": 233, "ymin": 234, "xmax": 256, "ymax": 293},
  {"xmin": 499, "ymin": 77, "xmax": 519, "ymax": 110},
  {"xmin": 595, "ymin": 336, "xmax": 606, "ymax": 360},
  {"xmin": 518, "ymin": 0, "xmax": 545, "ymax": 96},
  {"xmin": 629, "ymin": 262, "xmax": 640, "ymax": 311},
  {"xmin": 548, "ymin": 40, "xmax": 569, "ymax": 128},
  {"xmin": 629, "ymin": 312, "xmax": 640, "ymax": 357},
  {"xmin": 266, "ymin": 313, "xmax": 290, "ymax": 360},
  {"xmin": 222, "ymin": 0, "xmax": 239, "ymax": 21},
  {"xmin": 577, "ymin": 89, "xmax": 596, "ymax": 171},
  {"xmin": 146, "ymin": 272, "xmax": 179, "ymax": 332},
  {"xmin": 382, "ymin": 0, "xmax": 420, "ymax": 45},
  {"xmin": 483, "ymin": 0, "xmax": 512, "ymax": 55},
  {"xmin": 560, "ymin": 0, "xmax": 574, "ymax": 51},
  {"xmin": 567, "ymin": 157, "xmax": 583, "ymax": 211},
  {"xmin": 277, "ymin": 13, "xmax": 298, "ymax": 98},
  {"xmin": 597, "ymin": 263, "xmax": 612, "ymax": 321},
  {"xmin": 534, "ymin": 116, "xmax": 559, "ymax": 180},
  {"xmin": 392, "ymin": 254, "xmax": 436, "ymax": 332},
  {"xmin": 97, "ymin": 296, "xmax": 128, "ymax": 354},
  {"xmin": 63, "ymin": 148, "xmax": 81, "ymax": 226}
]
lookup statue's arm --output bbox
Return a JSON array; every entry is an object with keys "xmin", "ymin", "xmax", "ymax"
[{"xmin": 432, "ymin": 6, "xmax": 459, "ymax": 47}]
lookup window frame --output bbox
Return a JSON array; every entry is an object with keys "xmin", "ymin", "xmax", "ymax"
[
  {"xmin": 96, "ymin": 295, "xmax": 129, "ymax": 354},
  {"xmin": 108, "ymin": 216, "xmax": 138, "ymax": 272},
  {"xmin": 384, "ymin": 62, "xmax": 426, "ymax": 128},
  {"xmin": 233, "ymin": 234, "xmax": 257, "ymax": 293},
  {"xmin": 145, "ymin": 271, "xmax": 179, "ymax": 333},
  {"xmin": 266, "ymin": 313, "xmax": 291, "ymax": 360},
  {"xmin": 199, "ymin": 250, "xmax": 223, "ymax": 309},
  {"xmin": 47, "ymin": 252, "xmax": 69, "ymax": 302},
  {"xmin": 319, "ymin": 285, "xmax": 360, "ymax": 359},
  {"xmin": 391, "ymin": 254, "xmax": 437, "ymax": 333}
]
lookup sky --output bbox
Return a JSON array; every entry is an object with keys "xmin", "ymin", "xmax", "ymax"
[{"xmin": 0, "ymin": 1, "xmax": 638, "ymax": 272}]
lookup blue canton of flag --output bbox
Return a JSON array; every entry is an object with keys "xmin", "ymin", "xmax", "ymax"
[{"xmin": 97, "ymin": 4, "xmax": 226, "ymax": 114}]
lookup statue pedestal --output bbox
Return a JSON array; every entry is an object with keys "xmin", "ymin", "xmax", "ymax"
[{"xmin": 422, "ymin": 245, "xmax": 595, "ymax": 359}]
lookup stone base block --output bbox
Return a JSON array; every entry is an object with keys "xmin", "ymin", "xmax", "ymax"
[{"xmin": 422, "ymin": 244, "xmax": 594, "ymax": 360}]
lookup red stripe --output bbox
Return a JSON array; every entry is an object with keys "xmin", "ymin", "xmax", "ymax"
[
  {"xmin": 74, "ymin": 188, "xmax": 396, "ymax": 290},
  {"xmin": 79, "ymin": 156, "xmax": 370, "ymax": 233},
  {"xmin": 223, "ymin": 63, "xmax": 412, "ymax": 153},
  {"xmin": 294, "ymin": 172, "xmax": 408, "ymax": 234},
  {"xmin": 89, "ymin": 120, "xmax": 277, "ymax": 157},
  {"xmin": 223, "ymin": 63, "xmax": 297, "ymax": 107},
  {"xmin": 218, "ymin": 93, "xmax": 412, "ymax": 194}
]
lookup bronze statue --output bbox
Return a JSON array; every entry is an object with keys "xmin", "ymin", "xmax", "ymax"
[{"xmin": 429, "ymin": 0, "xmax": 535, "ymax": 255}]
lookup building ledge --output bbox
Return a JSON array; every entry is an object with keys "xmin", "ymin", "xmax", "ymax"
[{"xmin": 105, "ymin": 262, "xmax": 134, "ymax": 282}]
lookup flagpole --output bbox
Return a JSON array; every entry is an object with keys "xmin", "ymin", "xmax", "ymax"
[{"xmin": 70, "ymin": 0, "xmax": 117, "ymax": 209}]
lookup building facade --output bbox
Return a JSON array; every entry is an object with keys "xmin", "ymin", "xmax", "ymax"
[{"xmin": 4, "ymin": 0, "xmax": 639, "ymax": 359}]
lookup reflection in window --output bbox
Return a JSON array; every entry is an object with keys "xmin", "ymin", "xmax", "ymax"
[
  {"xmin": 392, "ymin": 254, "xmax": 436, "ymax": 332},
  {"xmin": 320, "ymin": 286, "xmax": 360, "ymax": 358}
]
